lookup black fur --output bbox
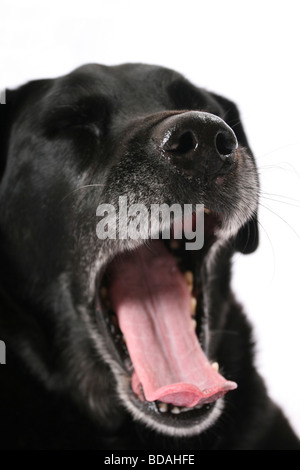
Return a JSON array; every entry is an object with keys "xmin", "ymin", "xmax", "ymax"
[{"xmin": 0, "ymin": 63, "xmax": 299, "ymax": 450}]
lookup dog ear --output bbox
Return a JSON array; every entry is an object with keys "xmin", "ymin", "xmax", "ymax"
[{"xmin": 212, "ymin": 93, "xmax": 259, "ymax": 254}]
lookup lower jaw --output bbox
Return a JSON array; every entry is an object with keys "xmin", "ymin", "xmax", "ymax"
[
  {"xmin": 94, "ymin": 295, "xmax": 229, "ymax": 437},
  {"xmin": 94, "ymin": 299, "xmax": 223, "ymax": 437},
  {"xmin": 118, "ymin": 379, "xmax": 225, "ymax": 437}
]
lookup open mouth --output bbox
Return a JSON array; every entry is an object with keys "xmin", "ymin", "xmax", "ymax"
[{"xmin": 95, "ymin": 210, "xmax": 237, "ymax": 433}]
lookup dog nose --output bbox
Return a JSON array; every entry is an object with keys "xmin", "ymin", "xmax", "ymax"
[{"xmin": 153, "ymin": 111, "xmax": 238, "ymax": 178}]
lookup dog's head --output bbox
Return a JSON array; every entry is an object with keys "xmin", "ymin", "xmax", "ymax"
[{"xmin": 0, "ymin": 64, "xmax": 259, "ymax": 438}]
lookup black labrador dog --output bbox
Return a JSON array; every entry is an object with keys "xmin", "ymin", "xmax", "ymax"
[{"xmin": 0, "ymin": 63, "xmax": 299, "ymax": 450}]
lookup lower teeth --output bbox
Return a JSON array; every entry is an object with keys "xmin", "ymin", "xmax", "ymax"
[
  {"xmin": 156, "ymin": 401, "xmax": 204, "ymax": 414},
  {"xmin": 157, "ymin": 402, "xmax": 168, "ymax": 413}
]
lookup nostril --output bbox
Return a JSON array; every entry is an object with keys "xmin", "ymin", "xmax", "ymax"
[
  {"xmin": 215, "ymin": 131, "xmax": 238, "ymax": 159},
  {"xmin": 153, "ymin": 111, "xmax": 238, "ymax": 177},
  {"xmin": 166, "ymin": 131, "xmax": 197, "ymax": 155}
]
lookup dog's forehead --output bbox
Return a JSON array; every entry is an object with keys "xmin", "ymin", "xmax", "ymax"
[
  {"xmin": 49, "ymin": 63, "xmax": 218, "ymax": 118},
  {"xmin": 68, "ymin": 62, "xmax": 182, "ymax": 88},
  {"xmin": 55, "ymin": 63, "xmax": 189, "ymax": 107}
]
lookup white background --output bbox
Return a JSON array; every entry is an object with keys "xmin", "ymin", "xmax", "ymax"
[{"xmin": 1, "ymin": 0, "xmax": 300, "ymax": 438}]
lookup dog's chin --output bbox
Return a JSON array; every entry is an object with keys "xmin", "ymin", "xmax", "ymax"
[
  {"xmin": 92, "ymin": 210, "xmax": 239, "ymax": 438},
  {"xmin": 117, "ymin": 380, "xmax": 225, "ymax": 438}
]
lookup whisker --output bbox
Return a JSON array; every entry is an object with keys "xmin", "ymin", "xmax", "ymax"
[
  {"xmin": 256, "ymin": 142, "xmax": 300, "ymax": 160},
  {"xmin": 261, "ymin": 191, "xmax": 300, "ymax": 204},
  {"xmin": 59, "ymin": 184, "xmax": 106, "ymax": 205},
  {"xmin": 260, "ymin": 194, "xmax": 300, "ymax": 209},
  {"xmin": 229, "ymin": 120, "xmax": 242, "ymax": 130},
  {"xmin": 259, "ymin": 201, "xmax": 300, "ymax": 242},
  {"xmin": 232, "ymin": 212, "xmax": 277, "ymax": 283},
  {"xmin": 260, "ymin": 165, "xmax": 300, "ymax": 183},
  {"xmin": 256, "ymin": 218, "xmax": 277, "ymax": 282}
]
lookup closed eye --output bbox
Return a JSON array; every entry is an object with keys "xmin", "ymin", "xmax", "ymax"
[{"xmin": 44, "ymin": 96, "xmax": 110, "ymax": 137}]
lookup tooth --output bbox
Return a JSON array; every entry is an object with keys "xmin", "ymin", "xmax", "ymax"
[
  {"xmin": 184, "ymin": 271, "xmax": 193, "ymax": 286},
  {"xmin": 170, "ymin": 406, "xmax": 181, "ymax": 414},
  {"xmin": 204, "ymin": 208, "xmax": 211, "ymax": 214},
  {"xmin": 190, "ymin": 297, "xmax": 197, "ymax": 316},
  {"xmin": 170, "ymin": 240, "xmax": 180, "ymax": 250},
  {"xmin": 158, "ymin": 402, "xmax": 168, "ymax": 413},
  {"xmin": 180, "ymin": 407, "xmax": 190, "ymax": 413},
  {"xmin": 211, "ymin": 362, "xmax": 219, "ymax": 372},
  {"xmin": 184, "ymin": 271, "xmax": 193, "ymax": 293},
  {"xmin": 191, "ymin": 318, "xmax": 197, "ymax": 330}
]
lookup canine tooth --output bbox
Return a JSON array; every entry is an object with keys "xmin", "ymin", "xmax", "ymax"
[
  {"xmin": 170, "ymin": 406, "xmax": 181, "ymax": 414},
  {"xmin": 158, "ymin": 402, "xmax": 168, "ymax": 413},
  {"xmin": 170, "ymin": 240, "xmax": 180, "ymax": 250},
  {"xmin": 190, "ymin": 297, "xmax": 197, "ymax": 316},
  {"xmin": 211, "ymin": 362, "xmax": 219, "ymax": 372},
  {"xmin": 191, "ymin": 318, "xmax": 197, "ymax": 330}
]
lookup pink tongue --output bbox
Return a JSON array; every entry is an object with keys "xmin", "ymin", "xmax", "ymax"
[{"xmin": 108, "ymin": 240, "xmax": 237, "ymax": 408}]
